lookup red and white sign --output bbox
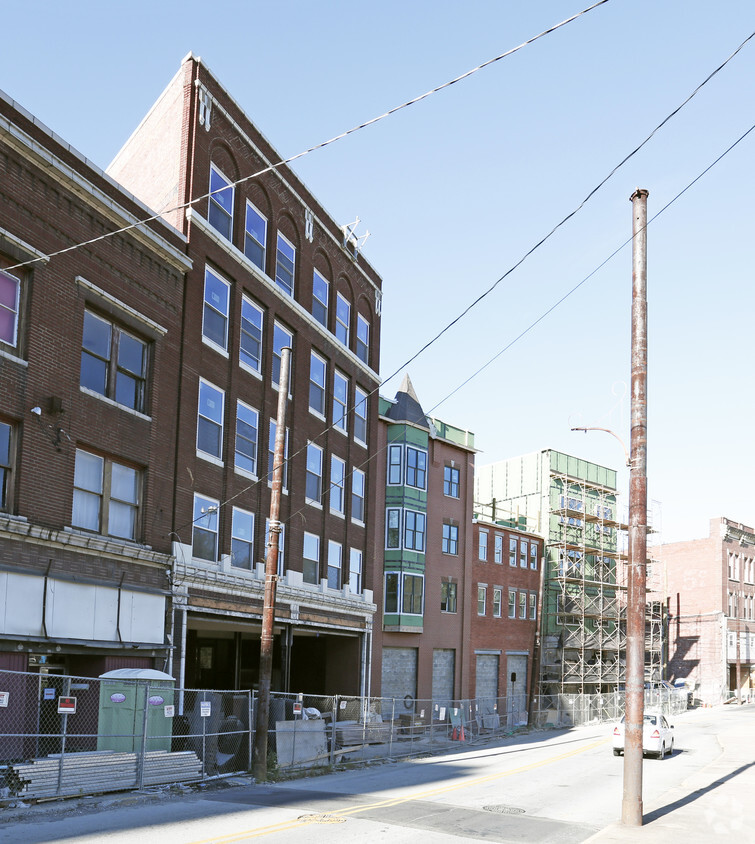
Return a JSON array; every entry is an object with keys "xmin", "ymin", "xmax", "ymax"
[{"xmin": 57, "ymin": 696, "xmax": 77, "ymax": 715}]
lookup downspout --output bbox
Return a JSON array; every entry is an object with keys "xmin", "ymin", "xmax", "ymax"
[
  {"xmin": 41, "ymin": 560, "xmax": 53, "ymax": 639},
  {"xmin": 115, "ymin": 572, "xmax": 126, "ymax": 643}
]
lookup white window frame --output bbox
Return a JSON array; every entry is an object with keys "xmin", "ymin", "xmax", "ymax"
[
  {"xmin": 267, "ymin": 419, "xmax": 289, "ymax": 491},
  {"xmin": 192, "ymin": 493, "xmax": 219, "ymax": 562},
  {"xmin": 442, "ymin": 523, "xmax": 459, "ymax": 555},
  {"xmin": 202, "ymin": 266, "xmax": 230, "ymax": 353},
  {"xmin": 354, "ymin": 386, "xmax": 368, "ymax": 446},
  {"xmin": 275, "ymin": 232, "xmax": 296, "ymax": 297},
  {"xmin": 309, "ymin": 350, "xmax": 327, "ymax": 418},
  {"xmin": 404, "ymin": 509, "xmax": 426, "ymax": 552},
  {"xmin": 240, "ymin": 295, "xmax": 263, "ymax": 375},
  {"xmin": 335, "ymin": 292, "xmax": 350, "ymax": 346},
  {"xmin": 265, "ymin": 518, "xmax": 286, "ymax": 576},
  {"xmin": 332, "ymin": 370, "xmax": 348, "ymax": 434},
  {"xmin": 197, "ymin": 379, "xmax": 225, "ymax": 462},
  {"xmin": 352, "ymin": 468, "xmax": 365, "ymax": 524},
  {"xmin": 330, "ymin": 455, "xmax": 346, "ymax": 515},
  {"xmin": 356, "ymin": 313, "xmax": 369, "ymax": 364},
  {"xmin": 73, "ymin": 449, "xmax": 140, "ymax": 541},
  {"xmin": 208, "ymin": 163, "xmax": 234, "ymax": 241},
  {"xmin": 493, "ymin": 587, "xmax": 502, "ymax": 618},
  {"xmin": 230, "ymin": 507, "xmax": 254, "ymax": 569},
  {"xmin": 443, "ymin": 465, "xmax": 460, "ymax": 498},
  {"xmin": 508, "ymin": 588, "xmax": 517, "ymax": 619},
  {"xmin": 327, "ymin": 540, "xmax": 342, "ymax": 589},
  {"xmin": 312, "ymin": 269, "xmax": 329, "ymax": 327},
  {"xmin": 478, "ymin": 530, "xmax": 488, "ymax": 561},
  {"xmin": 494, "ymin": 533, "xmax": 504, "ymax": 564},
  {"xmin": 405, "ymin": 446, "xmax": 427, "ymax": 490},
  {"xmin": 0, "ymin": 270, "xmax": 20, "ymax": 349},
  {"xmin": 387, "ymin": 444, "xmax": 403, "ymax": 485},
  {"xmin": 235, "ymin": 400, "xmax": 259, "ymax": 478},
  {"xmin": 244, "ymin": 200, "xmax": 267, "ymax": 271},
  {"xmin": 302, "ymin": 531, "xmax": 320, "ymax": 585},
  {"xmin": 305, "ymin": 442, "xmax": 323, "ymax": 505},
  {"xmin": 272, "ymin": 321, "xmax": 293, "ymax": 390},
  {"xmin": 349, "ymin": 548, "xmax": 363, "ymax": 594},
  {"xmin": 477, "ymin": 585, "xmax": 487, "ymax": 616}
]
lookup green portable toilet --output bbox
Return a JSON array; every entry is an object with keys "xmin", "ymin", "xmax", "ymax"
[{"xmin": 97, "ymin": 669, "xmax": 175, "ymax": 753}]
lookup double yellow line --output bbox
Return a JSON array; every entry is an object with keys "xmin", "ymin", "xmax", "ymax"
[{"xmin": 190, "ymin": 736, "xmax": 607, "ymax": 842}]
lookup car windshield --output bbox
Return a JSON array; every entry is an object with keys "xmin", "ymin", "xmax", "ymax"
[{"xmin": 620, "ymin": 714, "xmax": 660, "ymax": 725}]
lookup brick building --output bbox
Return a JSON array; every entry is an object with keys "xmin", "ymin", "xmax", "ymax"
[
  {"xmin": 652, "ymin": 517, "xmax": 755, "ymax": 705},
  {"xmin": 371, "ymin": 376, "xmax": 475, "ymax": 709},
  {"xmin": 470, "ymin": 518, "xmax": 543, "ymax": 725},
  {"xmin": 0, "ymin": 87, "xmax": 191, "ymax": 683},
  {"xmin": 108, "ymin": 55, "xmax": 383, "ymax": 696}
]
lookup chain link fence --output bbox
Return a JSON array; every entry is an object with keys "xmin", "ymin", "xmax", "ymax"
[
  {"xmin": 0, "ymin": 668, "xmax": 692, "ymax": 793},
  {"xmin": 0, "ymin": 669, "xmax": 251, "ymax": 800}
]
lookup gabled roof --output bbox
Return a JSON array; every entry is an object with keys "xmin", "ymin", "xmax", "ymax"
[{"xmin": 386, "ymin": 373, "xmax": 430, "ymax": 429}]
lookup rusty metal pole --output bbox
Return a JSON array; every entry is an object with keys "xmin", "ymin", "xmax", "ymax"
[
  {"xmin": 252, "ymin": 346, "xmax": 291, "ymax": 781},
  {"xmin": 622, "ymin": 189, "xmax": 649, "ymax": 826}
]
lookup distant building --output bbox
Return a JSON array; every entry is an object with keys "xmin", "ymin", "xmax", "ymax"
[
  {"xmin": 0, "ymin": 87, "xmax": 190, "ymax": 684},
  {"xmin": 469, "ymin": 517, "xmax": 543, "ymax": 725},
  {"xmin": 108, "ymin": 54, "xmax": 383, "ymax": 695},
  {"xmin": 653, "ymin": 517, "xmax": 755, "ymax": 704},
  {"xmin": 371, "ymin": 376, "xmax": 475, "ymax": 710},
  {"xmin": 476, "ymin": 450, "xmax": 631, "ymax": 698}
]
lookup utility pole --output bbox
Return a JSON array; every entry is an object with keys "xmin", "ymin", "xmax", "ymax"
[
  {"xmin": 622, "ymin": 189, "xmax": 648, "ymax": 826},
  {"xmin": 252, "ymin": 346, "xmax": 291, "ymax": 781}
]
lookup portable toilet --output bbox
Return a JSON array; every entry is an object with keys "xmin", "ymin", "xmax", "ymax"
[{"xmin": 97, "ymin": 669, "xmax": 175, "ymax": 753}]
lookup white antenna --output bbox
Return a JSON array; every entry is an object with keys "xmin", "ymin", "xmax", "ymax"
[{"xmin": 340, "ymin": 217, "xmax": 370, "ymax": 258}]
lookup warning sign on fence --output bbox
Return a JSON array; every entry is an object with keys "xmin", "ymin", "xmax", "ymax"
[{"xmin": 57, "ymin": 697, "xmax": 77, "ymax": 714}]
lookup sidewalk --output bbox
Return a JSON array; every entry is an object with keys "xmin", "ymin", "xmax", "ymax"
[{"xmin": 587, "ymin": 706, "xmax": 755, "ymax": 842}]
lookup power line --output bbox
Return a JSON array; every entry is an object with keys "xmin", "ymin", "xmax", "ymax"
[{"xmin": 3, "ymin": 0, "xmax": 611, "ymax": 276}]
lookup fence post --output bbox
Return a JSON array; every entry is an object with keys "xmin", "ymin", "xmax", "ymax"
[
  {"xmin": 202, "ymin": 692, "xmax": 207, "ymax": 781},
  {"xmin": 248, "ymin": 691, "xmax": 254, "ymax": 775},
  {"xmin": 137, "ymin": 681, "xmax": 150, "ymax": 790},
  {"xmin": 389, "ymin": 699, "xmax": 395, "ymax": 759},
  {"xmin": 330, "ymin": 696, "xmax": 338, "ymax": 767},
  {"xmin": 56, "ymin": 676, "xmax": 72, "ymax": 797}
]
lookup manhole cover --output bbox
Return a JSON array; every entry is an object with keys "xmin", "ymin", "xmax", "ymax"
[
  {"xmin": 297, "ymin": 813, "xmax": 346, "ymax": 824},
  {"xmin": 483, "ymin": 805, "xmax": 526, "ymax": 815}
]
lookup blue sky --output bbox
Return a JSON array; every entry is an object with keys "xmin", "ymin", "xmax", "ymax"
[{"xmin": 2, "ymin": 1, "xmax": 754, "ymax": 542}]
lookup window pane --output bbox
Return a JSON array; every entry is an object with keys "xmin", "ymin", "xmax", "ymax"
[
  {"xmin": 111, "ymin": 463, "xmax": 138, "ymax": 504},
  {"xmin": 82, "ymin": 311, "xmax": 111, "ymax": 359},
  {"xmin": 313, "ymin": 271, "xmax": 328, "ymax": 326},
  {"xmin": 203, "ymin": 269, "xmax": 229, "ymax": 348},
  {"xmin": 244, "ymin": 203, "xmax": 266, "ymax": 269},
  {"xmin": 209, "ymin": 166, "xmax": 233, "ymax": 240},
  {"xmin": 336, "ymin": 293, "xmax": 350, "ymax": 345},
  {"xmin": 240, "ymin": 298, "xmax": 263, "ymax": 371},
  {"xmin": 385, "ymin": 573, "xmax": 399, "ymax": 613},
  {"xmin": 236, "ymin": 403, "xmax": 258, "ymax": 474},
  {"xmin": 356, "ymin": 314, "xmax": 369, "ymax": 363},
  {"xmin": 0, "ymin": 271, "xmax": 19, "ymax": 346},
  {"xmin": 74, "ymin": 451, "xmax": 103, "ymax": 493},
  {"xmin": 118, "ymin": 332, "xmax": 146, "ymax": 376},
  {"xmin": 73, "ymin": 489, "xmax": 101, "ymax": 531},
  {"xmin": 108, "ymin": 499, "xmax": 136, "ymax": 539},
  {"xmin": 275, "ymin": 234, "xmax": 295, "ymax": 296},
  {"xmin": 80, "ymin": 353, "xmax": 108, "ymax": 395}
]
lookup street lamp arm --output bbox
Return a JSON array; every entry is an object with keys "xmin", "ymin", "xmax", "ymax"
[{"xmin": 571, "ymin": 426, "xmax": 631, "ymax": 467}]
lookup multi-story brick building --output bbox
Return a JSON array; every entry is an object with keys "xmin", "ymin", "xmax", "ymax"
[
  {"xmin": 0, "ymin": 87, "xmax": 191, "ymax": 684},
  {"xmin": 652, "ymin": 517, "xmax": 755, "ymax": 705},
  {"xmin": 470, "ymin": 517, "xmax": 543, "ymax": 724},
  {"xmin": 108, "ymin": 55, "xmax": 383, "ymax": 696},
  {"xmin": 371, "ymin": 376, "xmax": 475, "ymax": 708}
]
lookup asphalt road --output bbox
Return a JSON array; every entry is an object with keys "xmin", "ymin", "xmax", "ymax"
[{"xmin": 1, "ymin": 704, "xmax": 752, "ymax": 843}]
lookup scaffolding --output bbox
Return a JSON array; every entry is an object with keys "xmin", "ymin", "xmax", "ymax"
[{"xmin": 540, "ymin": 470, "xmax": 628, "ymax": 695}]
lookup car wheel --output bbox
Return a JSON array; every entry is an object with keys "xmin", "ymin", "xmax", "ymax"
[
  {"xmin": 669, "ymin": 738, "xmax": 674, "ymax": 755},
  {"xmin": 659, "ymin": 742, "xmax": 666, "ymax": 759},
  {"xmin": 613, "ymin": 748, "xmax": 622, "ymax": 756}
]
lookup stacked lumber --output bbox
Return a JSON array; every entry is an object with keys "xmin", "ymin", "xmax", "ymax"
[
  {"xmin": 8, "ymin": 750, "xmax": 202, "ymax": 799},
  {"xmin": 334, "ymin": 720, "xmax": 392, "ymax": 745}
]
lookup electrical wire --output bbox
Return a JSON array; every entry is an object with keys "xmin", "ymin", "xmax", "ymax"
[{"xmin": 2, "ymin": 0, "xmax": 611, "ymax": 276}]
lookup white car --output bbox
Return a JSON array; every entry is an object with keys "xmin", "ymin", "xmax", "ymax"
[{"xmin": 612, "ymin": 712, "xmax": 674, "ymax": 758}]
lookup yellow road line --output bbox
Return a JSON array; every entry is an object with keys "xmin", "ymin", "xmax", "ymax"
[{"xmin": 191, "ymin": 737, "xmax": 608, "ymax": 843}]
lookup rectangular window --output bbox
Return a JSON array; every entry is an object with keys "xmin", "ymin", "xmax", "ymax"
[
  {"xmin": 330, "ymin": 455, "xmax": 345, "ymax": 514},
  {"xmin": 0, "ymin": 421, "xmax": 11, "ymax": 510},
  {"xmin": 405, "ymin": 447, "xmax": 427, "ymax": 490},
  {"xmin": 73, "ymin": 450, "xmax": 140, "ymax": 541},
  {"xmin": 309, "ymin": 351, "xmax": 327, "ymax": 416},
  {"xmin": 478, "ymin": 530, "xmax": 488, "ymax": 561},
  {"xmin": 494, "ymin": 534, "xmax": 504, "ymax": 564},
  {"xmin": 354, "ymin": 386, "xmax": 368, "ymax": 445},
  {"xmin": 520, "ymin": 540, "xmax": 528, "ymax": 568},
  {"xmin": 519, "ymin": 590, "xmax": 527, "ymax": 619},
  {"xmin": 403, "ymin": 574, "xmax": 423, "ymax": 614},
  {"xmin": 441, "ymin": 582, "xmax": 457, "ymax": 613},
  {"xmin": 349, "ymin": 548, "xmax": 363, "ymax": 594},
  {"xmin": 267, "ymin": 419, "xmax": 289, "ymax": 489},
  {"xmin": 508, "ymin": 589, "xmax": 517, "ymax": 619},
  {"xmin": 240, "ymin": 296, "xmax": 263, "ymax": 373},
  {"xmin": 387, "ymin": 444, "xmax": 402, "ymax": 485},
  {"xmin": 192, "ymin": 493, "xmax": 218, "ymax": 561},
  {"xmin": 235, "ymin": 401, "xmax": 258, "ymax": 476},
  {"xmin": 312, "ymin": 270, "xmax": 329, "ymax": 327},
  {"xmin": 0, "ymin": 270, "xmax": 20, "ymax": 348},
  {"xmin": 443, "ymin": 465, "xmax": 460, "ymax": 497},
  {"xmin": 335, "ymin": 292, "xmax": 350, "ymax": 346},
  {"xmin": 356, "ymin": 313, "xmax": 369, "ymax": 364},
  {"xmin": 306, "ymin": 442, "xmax": 323, "ymax": 503},
  {"xmin": 529, "ymin": 592, "xmax": 537, "ymax": 620},
  {"xmin": 493, "ymin": 587, "xmax": 502, "ymax": 618},
  {"xmin": 386, "ymin": 508, "xmax": 401, "ymax": 548},
  {"xmin": 333, "ymin": 370, "xmax": 348, "ymax": 433},
  {"xmin": 272, "ymin": 322, "xmax": 293, "ymax": 388},
  {"xmin": 81, "ymin": 310, "xmax": 147, "ymax": 412},
  {"xmin": 231, "ymin": 507, "xmax": 254, "ymax": 569},
  {"xmin": 327, "ymin": 540, "xmax": 342, "ymax": 589},
  {"xmin": 264, "ymin": 519, "xmax": 286, "ymax": 576},
  {"xmin": 530, "ymin": 543, "xmax": 538, "ymax": 570},
  {"xmin": 275, "ymin": 232, "xmax": 295, "ymax": 297},
  {"xmin": 442, "ymin": 523, "xmax": 459, "ymax": 555},
  {"xmin": 244, "ymin": 201, "xmax": 267, "ymax": 270},
  {"xmin": 477, "ymin": 585, "xmax": 486, "ymax": 615},
  {"xmin": 352, "ymin": 468, "xmax": 365, "ymax": 523},
  {"xmin": 302, "ymin": 532, "xmax": 320, "ymax": 585},
  {"xmin": 202, "ymin": 266, "xmax": 230, "ymax": 351},
  {"xmin": 385, "ymin": 572, "xmax": 399, "ymax": 613},
  {"xmin": 197, "ymin": 379, "xmax": 224, "ymax": 460},
  {"xmin": 404, "ymin": 510, "xmax": 426, "ymax": 552},
  {"xmin": 208, "ymin": 164, "xmax": 234, "ymax": 240},
  {"xmin": 509, "ymin": 537, "xmax": 517, "ymax": 567}
]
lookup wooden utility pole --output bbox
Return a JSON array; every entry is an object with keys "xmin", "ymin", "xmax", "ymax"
[
  {"xmin": 622, "ymin": 188, "xmax": 649, "ymax": 826},
  {"xmin": 252, "ymin": 346, "xmax": 291, "ymax": 781}
]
